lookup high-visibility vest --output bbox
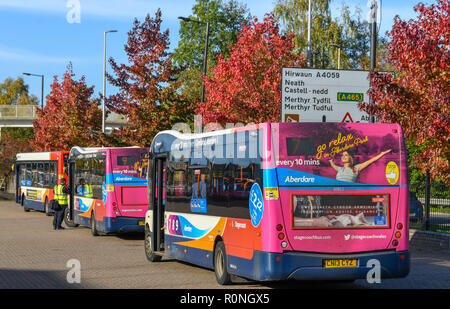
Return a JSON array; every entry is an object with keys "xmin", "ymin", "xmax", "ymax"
[
  {"xmin": 83, "ymin": 184, "xmax": 93, "ymax": 198},
  {"xmin": 54, "ymin": 184, "xmax": 68, "ymax": 205}
]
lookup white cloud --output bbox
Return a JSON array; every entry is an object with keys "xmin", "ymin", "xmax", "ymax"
[
  {"xmin": 0, "ymin": 44, "xmax": 91, "ymax": 64},
  {"xmin": 0, "ymin": 0, "xmax": 274, "ymax": 21},
  {"xmin": 0, "ymin": 0, "xmax": 192, "ymax": 21}
]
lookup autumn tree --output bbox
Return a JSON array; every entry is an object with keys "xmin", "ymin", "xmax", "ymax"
[
  {"xmin": 31, "ymin": 63, "xmax": 102, "ymax": 151},
  {"xmin": 106, "ymin": 10, "xmax": 191, "ymax": 146},
  {"xmin": 359, "ymin": 0, "xmax": 449, "ymax": 182},
  {"xmin": 196, "ymin": 14, "xmax": 304, "ymax": 124}
]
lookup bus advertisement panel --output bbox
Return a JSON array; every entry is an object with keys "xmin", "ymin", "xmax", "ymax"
[
  {"xmin": 144, "ymin": 123, "xmax": 409, "ymax": 284},
  {"xmin": 15, "ymin": 151, "xmax": 69, "ymax": 215},
  {"xmin": 68, "ymin": 147, "xmax": 148, "ymax": 235}
]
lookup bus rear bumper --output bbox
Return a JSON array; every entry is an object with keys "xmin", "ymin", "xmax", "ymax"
[
  {"xmin": 101, "ymin": 217, "xmax": 145, "ymax": 234},
  {"xmin": 252, "ymin": 250, "xmax": 410, "ymax": 281}
]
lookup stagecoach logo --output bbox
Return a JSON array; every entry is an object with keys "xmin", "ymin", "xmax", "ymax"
[
  {"xmin": 284, "ymin": 175, "xmax": 315, "ymax": 183},
  {"xmin": 249, "ymin": 183, "xmax": 264, "ymax": 227}
]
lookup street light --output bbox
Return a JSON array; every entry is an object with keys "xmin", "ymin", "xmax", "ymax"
[
  {"xmin": 178, "ymin": 16, "xmax": 210, "ymax": 103},
  {"xmin": 102, "ymin": 29, "xmax": 118, "ymax": 134},
  {"xmin": 330, "ymin": 44, "xmax": 341, "ymax": 70},
  {"xmin": 23, "ymin": 73, "xmax": 44, "ymax": 109},
  {"xmin": 307, "ymin": 0, "xmax": 312, "ymax": 68}
]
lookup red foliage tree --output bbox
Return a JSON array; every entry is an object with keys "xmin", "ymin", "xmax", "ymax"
[
  {"xmin": 0, "ymin": 131, "xmax": 32, "ymax": 175},
  {"xmin": 359, "ymin": 0, "xmax": 449, "ymax": 181},
  {"xmin": 31, "ymin": 63, "xmax": 102, "ymax": 151},
  {"xmin": 196, "ymin": 14, "xmax": 304, "ymax": 124},
  {"xmin": 106, "ymin": 10, "xmax": 191, "ymax": 147}
]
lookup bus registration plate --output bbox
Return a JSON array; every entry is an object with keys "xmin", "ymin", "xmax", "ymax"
[
  {"xmin": 138, "ymin": 221, "xmax": 145, "ymax": 226},
  {"xmin": 323, "ymin": 259, "xmax": 358, "ymax": 268}
]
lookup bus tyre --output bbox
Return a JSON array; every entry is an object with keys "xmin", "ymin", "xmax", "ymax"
[
  {"xmin": 64, "ymin": 207, "xmax": 78, "ymax": 228},
  {"xmin": 22, "ymin": 195, "xmax": 29, "ymax": 212},
  {"xmin": 214, "ymin": 241, "xmax": 231, "ymax": 285},
  {"xmin": 145, "ymin": 225, "xmax": 162, "ymax": 262},
  {"xmin": 91, "ymin": 212, "xmax": 99, "ymax": 236},
  {"xmin": 44, "ymin": 198, "xmax": 52, "ymax": 216}
]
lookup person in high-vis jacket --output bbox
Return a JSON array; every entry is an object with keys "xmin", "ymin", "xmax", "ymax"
[
  {"xmin": 53, "ymin": 177, "xmax": 70, "ymax": 230},
  {"xmin": 77, "ymin": 178, "xmax": 93, "ymax": 198}
]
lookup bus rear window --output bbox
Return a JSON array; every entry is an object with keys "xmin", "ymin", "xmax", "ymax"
[
  {"xmin": 286, "ymin": 137, "xmax": 316, "ymax": 156},
  {"xmin": 292, "ymin": 194, "xmax": 390, "ymax": 229},
  {"xmin": 117, "ymin": 156, "xmax": 135, "ymax": 166},
  {"xmin": 112, "ymin": 151, "xmax": 149, "ymax": 180}
]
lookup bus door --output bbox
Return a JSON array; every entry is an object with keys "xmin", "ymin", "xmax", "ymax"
[
  {"xmin": 151, "ymin": 157, "xmax": 166, "ymax": 252},
  {"xmin": 68, "ymin": 161, "xmax": 76, "ymax": 221},
  {"xmin": 15, "ymin": 164, "xmax": 21, "ymax": 203}
]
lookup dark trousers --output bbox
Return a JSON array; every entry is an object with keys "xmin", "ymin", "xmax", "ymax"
[{"xmin": 53, "ymin": 205, "xmax": 67, "ymax": 229}]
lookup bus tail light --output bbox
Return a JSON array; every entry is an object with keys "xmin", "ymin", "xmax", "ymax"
[
  {"xmin": 278, "ymin": 233, "xmax": 285, "ymax": 240},
  {"xmin": 392, "ymin": 239, "xmax": 399, "ymax": 246},
  {"xmin": 397, "ymin": 223, "xmax": 403, "ymax": 230},
  {"xmin": 395, "ymin": 231, "xmax": 402, "ymax": 239},
  {"xmin": 276, "ymin": 224, "xmax": 283, "ymax": 231}
]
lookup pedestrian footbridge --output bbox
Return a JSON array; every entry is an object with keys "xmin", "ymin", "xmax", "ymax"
[{"xmin": 0, "ymin": 105, "xmax": 128, "ymax": 133}]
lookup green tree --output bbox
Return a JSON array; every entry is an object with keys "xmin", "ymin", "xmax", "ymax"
[
  {"xmin": 0, "ymin": 77, "xmax": 39, "ymax": 105},
  {"xmin": 273, "ymin": 0, "xmax": 387, "ymax": 70},
  {"xmin": 174, "ymin": 0, "xmax": 252, "ymax": 70},
  {"xmin": 173, "ymin": 0, "xmax": 252, "ymax": 113},
  {"xmin": 0, "ymin": 77, "xmax": 37, "ymax": 175}
]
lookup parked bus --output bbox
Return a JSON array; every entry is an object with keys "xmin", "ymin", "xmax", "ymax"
[
  {"xmin": 144, "ymin": 122, "xmax": 410, "ymax": 284},
  {"xmin": 15, "ymin": 151, "xmax": 69, "ymax": 215},
  {"xmin": 66, "ymin": 146, "xmax": 149, "ymax": 235}
]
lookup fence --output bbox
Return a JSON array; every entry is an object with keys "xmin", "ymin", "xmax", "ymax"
[
  {"xmin": 409, "ymin": 179, "xmax": 450, "ymax": 234},
  {"xmin": 0, "ymin": 105, "xmax": 37, "ymax": 119}
]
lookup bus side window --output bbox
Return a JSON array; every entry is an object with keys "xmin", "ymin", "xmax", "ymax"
[
  {"xmin": 49, "ymin": 163, "xmax": 57, "ymax": 187},
  {"xmin": 26, "ymin": 164, "xmax": 32, "ymax": 185},
  {"xmin": 19, "ymin": 164, "xmax": 26, "ymax": 185},
  {"xmin": 31, "ymin": 163, "xmax": 38, "ymax": 187},
  {"xmin": 38, "ymin": 163, "xmax": 44, "ymax": 187},
  {"xmin": 43, "ymin": 163, "xmax": 49, "ymax": 188}
]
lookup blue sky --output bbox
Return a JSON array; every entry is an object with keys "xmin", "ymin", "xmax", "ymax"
[{"xmin": 0, "ymin": 0, "xmax": 431, "ymax": 104}]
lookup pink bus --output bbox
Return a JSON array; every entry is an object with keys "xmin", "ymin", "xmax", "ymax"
[
  {"xmin": 144, "ymin": 123, "xmax": 409, "ymax": 284},
  {"xmin": 65, "ymin": 147, "xmax": 149, "ymax": 235}
]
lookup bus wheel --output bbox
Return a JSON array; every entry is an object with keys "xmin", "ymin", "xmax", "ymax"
[
  {"xmin": 91, "ymin": 212, "xmax": 99, "ymax": 236},
  {"xmin": 145, "ymin": 225, "xmax": 162, "ymax": 262},
  {"xmin": 22, "ymin": 195, "xmax": 29, "ymax": 212},
  {"xmin": 64, "ymin": 207, "xmax": 78, "ymax": 228},
  {"xmin": 44, "ymin": 198, "xmax": 52, "ymax": 216},
  {"xmin": 214, "ymin": 241, "xmax": 231, "ymax": 285}
]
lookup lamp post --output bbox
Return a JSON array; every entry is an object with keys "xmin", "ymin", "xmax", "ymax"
[
  {"xmin": 330, "ymin": 44, "xmax": 341, "ymax": 70},
  {"xmin": 369, "ymin": 0, "xmax": 378, "ymax": 123},
  {"xmin": 102, "ymin": 29, "xmax": 118, "ymax": 134},
  {"xmin": 307, "ymin": 0, "xmax": 312, "ymax": 68},
  {"xmin": 23, "ymin": 73, "xmax": 44, "ymax": 109},
  {"xmin": 178, "ymin": 16, "xmax": 210, "ymax": 103}
]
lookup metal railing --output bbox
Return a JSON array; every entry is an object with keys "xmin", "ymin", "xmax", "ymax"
[
  {"xmin": 410, "ymin": 182, "xmax": 450, "ymax": 233},
  {"xmin": 0, "ymin": 105, "xmax": 127, "ymax": 124},
  {"xmin": 0, "ymin": 105, "xmax": 37, "ymax": 119}
]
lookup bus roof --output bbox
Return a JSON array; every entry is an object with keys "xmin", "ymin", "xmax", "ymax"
[
  {"xmin": 69, "ymin": 146, "xmax": 144, "ymax": 157},
  {"xmin": 16, "ymin": 151, "xmax": 68, "ymax": 161}
]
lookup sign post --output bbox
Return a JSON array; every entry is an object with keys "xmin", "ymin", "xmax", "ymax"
[{"xmin": 281, "ymin": 68, "xmax": 371, "ymax": 123}]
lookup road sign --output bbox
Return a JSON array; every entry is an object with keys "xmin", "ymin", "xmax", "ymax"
[
  {"xmin": 342, "ymin": 112, "xmax": 354, "ymax": 123},
  {"xmin": 281, "ymin": 68, "xmax": 372, "ymax": 123}
]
